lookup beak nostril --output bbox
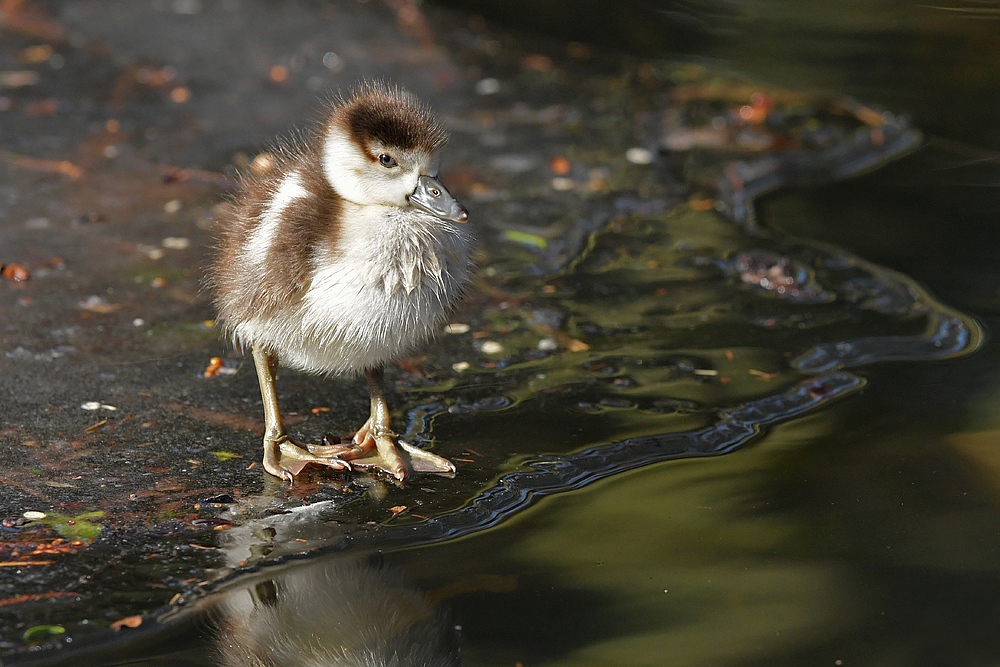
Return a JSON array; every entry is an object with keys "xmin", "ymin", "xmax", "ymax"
[{"xmin": 411, "ymin": 175, "xmax": 467, "ymax": 222}]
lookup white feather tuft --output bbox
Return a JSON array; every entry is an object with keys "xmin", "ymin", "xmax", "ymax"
[{"xmin": 232, "ymin": 202, "xmax": 470, "ymax": 375}]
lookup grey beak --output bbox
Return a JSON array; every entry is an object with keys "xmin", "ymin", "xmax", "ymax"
[{"xmin": 408, "ymin": 175, "xmax": 469, "ymax": 223}]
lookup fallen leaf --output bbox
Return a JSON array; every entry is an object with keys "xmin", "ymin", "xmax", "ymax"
[
  {"xmin": 503, "ymin": 230, "xmax": 548, "ymax": 249},
  {"xmin": 17, "ymin": 44, "xmax": 53, "ymax": 64},
  {"xmin": 166, "ymin": 403, "xmax": 262, "ymax": 431},
  {"xmin": 110, "ymin": 616, "xmax": 142, "ymax": 631},
  {"xmin": 78, "ymin": 296, "xmax": 120, "ymax": 313},
  {"xmin": 25, "ymin": 511, "xmax": 104, "ymax": 541},
  {"xmin": 1, "ymin": 151, "xmax": 80, "ymax": 178},
  {"xmin": 84, "ymin": 419, "xmax": 107, "ymax": 433},
  {"xmin": 549, "ymin": 156, "xmax": 571, "ymax": 175},
  {"xmin": 203, "ymin": 357, "xmax": 223, "ymax": 377},
  {"xmin": 23, "ymin": 625, "xmax": 64, "ymax": 642},
  {"xmin": 0, "ymin": 70, "xmax": 39, "ymax": 87},
  {"xmin": 0, "ymin": 592, "xmax": 77, "ymax": 607},
  {"xmin": 1, "ymin": 263, "xmax": 30, "ymax": 281}
]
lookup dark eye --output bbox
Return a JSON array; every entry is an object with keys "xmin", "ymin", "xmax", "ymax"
[{"xmin": 378, "ymin": 153, "xmax": 398, "ymax": 168}]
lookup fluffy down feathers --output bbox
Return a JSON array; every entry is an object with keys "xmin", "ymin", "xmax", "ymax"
[{"xmin": 210, "ymin": 83, "xmax": 471, "ymax": 375}]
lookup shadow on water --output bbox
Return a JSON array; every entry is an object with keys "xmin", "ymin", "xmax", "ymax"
[{"xmin": 2, "ymin": 0, "xmax": 1000, "ymax": 665}]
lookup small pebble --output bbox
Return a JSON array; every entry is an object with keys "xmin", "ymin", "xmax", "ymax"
[
  {"xmin": 81, "ymin": 401, "xmax": 118, "ymax": 411},
  {"xmin": 133, "ymin": 318, "xmax": 145, "ymax": 327},
  {"xmin": 625, "ymin": 147, "xmax": 654, "ymax": 165},
  {"xmin": 480, "ymin": 341, "xmax": 503, "ymax": 354},
  {"xmin": 23, "ymin": 511, "xmax": 46, "ymax": 520},
  {"xmin": 79, "ymin": 295, "xmax": 118, "ymax": 312},
  {"xmin": 537, "ymin": 337, "xmax": 558, "ymax": 351},
  {"xmin": 551, "ymin": 177, "xmax": 574, "ymax": 191},
  {"xmin": 162, "ymin": 236, "xmax": 189, "ymax": 249},
  {"xmin": 444, "ymin": 323, "xmax": 470, "ymax": 334},
  {"xmin": 322, "ymin": 52, "xmax": 343, "ymax": 72},
  {"xmin": 164, "ymin": 199, "xmax": 182, "ymax": 214},
  {"xmin": 452, "ymin": 361, "xmax": 470, "ymax": 372},
  {"xmin": 475, "ymin": 78, "xmax": 501, "ymax": 95}
]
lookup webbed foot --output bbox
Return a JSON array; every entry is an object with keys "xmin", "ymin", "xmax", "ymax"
[
  {"xmin": 344, "ymin": 421, "xmax": 455, "ymax": 480},
  {"xmin": 252, "ymin": 348, "xmax": 457, "ymax": 483},
  {"xmin": 263, "ymin": 434, "xmax": 352, "ymax": 484}
]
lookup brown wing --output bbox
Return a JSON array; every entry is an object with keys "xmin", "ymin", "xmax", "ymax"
[{"xmin": 210, "ymin": 143, "xmax": 342, "ymax": 337}]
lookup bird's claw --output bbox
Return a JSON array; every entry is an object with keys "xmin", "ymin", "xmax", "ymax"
[
  {"xmin": 261, "ymin": 429, "xmax": 454, "ymax": 482},
  {"xmin": 263, "ymin": 434, "xmax": 352, "ymax": 483},
  {"xmin": 344, "ymin": 429, "xmax": 455, "ymax": 480}
]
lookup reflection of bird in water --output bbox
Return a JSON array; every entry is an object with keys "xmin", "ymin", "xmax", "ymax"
[
  {"xmin": 210, "ymin": 81, "xmax": 472, "ymax": 483},
  {"xmin": 214, "ymin": 556, "xmax": 460, "ymax": 667}
]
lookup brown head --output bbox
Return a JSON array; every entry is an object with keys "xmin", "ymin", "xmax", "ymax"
[{"xmin": 320, "ymin": 82, "xmax": 467, "ymax": 222}]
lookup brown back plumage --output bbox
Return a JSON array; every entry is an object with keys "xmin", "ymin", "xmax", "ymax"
[{"xmin": 210, "ymin": 140, "xmax": 342, "ymax": 338}]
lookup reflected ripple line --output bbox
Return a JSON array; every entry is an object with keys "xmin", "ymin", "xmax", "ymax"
[{"xmin": 348, "ymin": 371, "xmax": 865, "ymax": 551}]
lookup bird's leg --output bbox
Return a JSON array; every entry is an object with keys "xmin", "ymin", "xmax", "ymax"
[
  {"xmin": 352, "ymin": 416, "xmax": 372, "ymax": 447},
  {"xmin": 253, "ymin": 345, "xmax": 351, "ymax": 482},
  {"xmin": 341, "ymin": 367, "xmax": 456, "ymax": 480}
]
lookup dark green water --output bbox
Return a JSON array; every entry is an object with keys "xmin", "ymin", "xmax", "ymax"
[{"xmin": 389, "ymin": 3, "xmax": 1000, "ymax": 665}]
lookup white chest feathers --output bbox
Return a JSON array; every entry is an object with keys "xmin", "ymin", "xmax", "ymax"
[{"xmin": 235, "ymin": 202, "xmax": 471, "ymax": 375}]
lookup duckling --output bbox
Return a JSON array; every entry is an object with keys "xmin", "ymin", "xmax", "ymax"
[
  {"xmin": 211, "ymin": 82, "xmax": 471, "ymax": 482},
  {"xmin": 215, "ymin": 555, "xmax": 460, "ymax": 667}
]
